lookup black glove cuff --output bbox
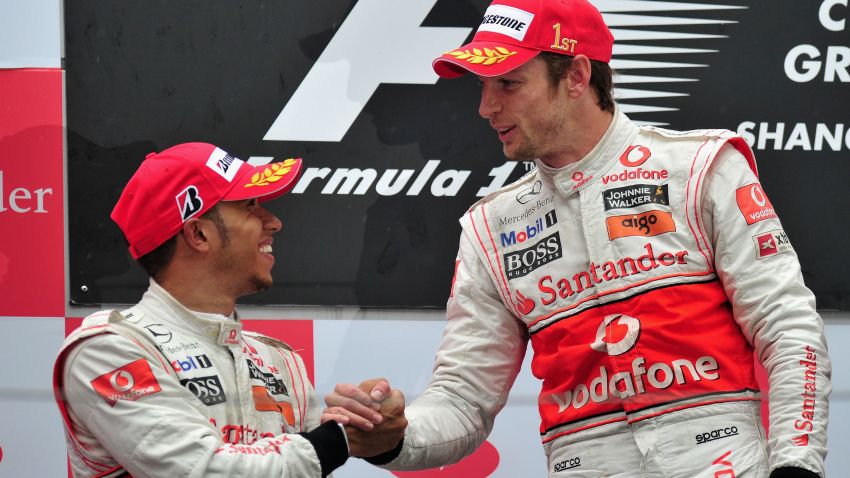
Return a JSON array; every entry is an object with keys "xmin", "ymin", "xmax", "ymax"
[
  {"xmin": 769, "ymin": 466, "xmax": 820, "ymax": 478},
  {"xmin": 299, "ymin": 421, "xmax": 349, "ymax": 477},
  {"xmin": 363, "ymin": 438, "xmax": 404, "ymax": 465}
]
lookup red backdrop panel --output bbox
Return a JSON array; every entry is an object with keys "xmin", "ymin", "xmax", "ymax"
[{"xmin": 0, "ymin": 69, "xmax": 64, "ymax": 317}]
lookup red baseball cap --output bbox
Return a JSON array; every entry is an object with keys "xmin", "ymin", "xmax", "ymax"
[
  {"xmin": 111, "ymin": 142, "xmax": 303, "ymax": 259},
  {"xmin": 433, "ymin": 0, "xmax": 613, "ymax": 79}
]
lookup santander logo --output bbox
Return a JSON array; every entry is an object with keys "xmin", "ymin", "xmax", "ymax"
[{"xmin": 516, "ymin": 290, "xmax": 535, "ymax": 316}]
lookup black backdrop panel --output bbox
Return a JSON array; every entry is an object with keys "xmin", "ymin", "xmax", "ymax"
[{"xmin": 67, "ymin": 1, "xmax": 850, "ymax": 308}]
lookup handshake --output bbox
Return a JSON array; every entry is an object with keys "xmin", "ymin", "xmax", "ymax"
[{"xmin": 322, "ymin": 378, "xmax": 408, "ymax": 459}]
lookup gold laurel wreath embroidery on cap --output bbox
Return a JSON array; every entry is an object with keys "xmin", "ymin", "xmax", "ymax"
[
  {"xmin": 447, "ymin": 47, "xmax": 517, "ymax": 65},
  {"xmin": 245, "ymin": 159, "xmax": 296, "ymax": 187}
]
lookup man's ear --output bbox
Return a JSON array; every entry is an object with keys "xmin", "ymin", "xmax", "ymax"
[
  {"xmin": 179, "ymin": 218, "xmax": 211, "ymax": 253},
  {"xmin": 565, "ymin": 54, "xmax": 592, "ymax": 98}
]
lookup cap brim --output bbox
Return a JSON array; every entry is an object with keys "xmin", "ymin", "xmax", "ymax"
[
  {"xmin": 433, "ymin": 42, "xmax": 540, "ymax": 79},
  {"xmin": 224, "ymin": 158, "xmax": 303, "ymax": 202}
]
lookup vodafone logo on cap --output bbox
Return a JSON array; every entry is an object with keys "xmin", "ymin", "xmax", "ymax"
[{"xmin": 590, "ymin": 314, "xmax": 640, "ymax": 356}]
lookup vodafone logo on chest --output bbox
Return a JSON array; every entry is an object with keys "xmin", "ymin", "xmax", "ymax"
[
  {"xmin": 602, "ymin": 145, "xmax": 669, "ymax": 185},
  {"xmin": 589, "ymin": 315, "xmax": 640, "ymax": 356}
]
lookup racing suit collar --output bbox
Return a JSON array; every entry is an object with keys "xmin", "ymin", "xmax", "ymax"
[
  {"xmin": 142, "ymin": 279, "xmax": 244, "ymax": 346},
  {"xmin": 534, "ymin": 105, "xmax": 639, "ymax": 198}
]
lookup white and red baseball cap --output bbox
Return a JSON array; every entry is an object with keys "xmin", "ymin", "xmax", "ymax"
[
  {"xmin": 111, "ymin": 142, "xmax": 302, "ymax": 259},
  {"xmin": 433, "ymin": 0, "xmax": 613, "ymax": 79}
]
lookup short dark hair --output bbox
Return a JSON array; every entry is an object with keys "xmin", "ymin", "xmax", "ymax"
[
  {"xmin": 539, "ymin": 52, "xmax": 615, "ymax": 113},
  {"xmin": 136, "ymin": 204, "xmax": 229, "ymax": 279}
]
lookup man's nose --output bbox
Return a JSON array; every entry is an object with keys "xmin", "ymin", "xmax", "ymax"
[
  {"xmin": 478, "ymin": 82, "xmax": 500, "ymax": 119},
  {"xmin": 260, "ymin": 206, "xmax": 282, "ymax": 233}
]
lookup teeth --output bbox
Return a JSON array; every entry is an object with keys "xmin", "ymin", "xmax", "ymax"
[{"xmin": 260, "ymin": 244, "xmax": 273, "ymax": 254}]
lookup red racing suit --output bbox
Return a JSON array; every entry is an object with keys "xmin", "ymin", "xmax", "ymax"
[
  {"xmin": 54, "ymin": 280, "xmax": 348, "ymax": 478},
  {"xmin": 383, "ymin": 110, "xmax": 831, "ymax": 477}
]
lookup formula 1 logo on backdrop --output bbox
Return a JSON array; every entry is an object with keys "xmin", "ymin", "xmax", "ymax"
[{"xmin": 268, "ymin": 1, "xmax": 747, "ymax": 143}]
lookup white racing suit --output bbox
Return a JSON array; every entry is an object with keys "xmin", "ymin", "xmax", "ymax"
[
  {"xmin": 383, "ymin": 110, "xmax": 831, "ymax": 477},
  {"xmin": 54, "ymin": 280, "xmax": 348, "ymax": 478}
]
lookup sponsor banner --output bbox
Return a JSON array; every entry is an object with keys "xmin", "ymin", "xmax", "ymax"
[
  {"xmin": 64, "ymin": 0, "xmax": 850, "ymax": 309},
  {"xmin": 0, "ymin": 69, "xmax": 64, "ymax": 317},
  {"xmin": 0, "ymin": 317, "xmax": 67, "ymax": 476}
]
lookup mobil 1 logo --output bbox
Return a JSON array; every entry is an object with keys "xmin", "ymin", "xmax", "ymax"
[{"xmin": 504, "ymin": 231, "xmax": 562, "ymax": 280}]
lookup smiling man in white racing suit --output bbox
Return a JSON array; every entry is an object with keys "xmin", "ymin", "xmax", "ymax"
[
  {"xmin": 323, "ymin": 0, "xmax": 831, "ymax": 477},
  {"xmin": 53, "ymin": 143, "xmax": 405, "ymax": 477}
]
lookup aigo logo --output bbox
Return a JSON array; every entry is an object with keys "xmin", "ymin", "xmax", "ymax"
[
  {"xmin": 606, "ymin": 210, "xmax": 676, "ymax": 240},
  {"xmin": 590, "ymin": 315, "xmax": 640, "ymax": 356},
  {"xmin": 620, "ymin": 145, "xmax": 652, "ymax": 167}
]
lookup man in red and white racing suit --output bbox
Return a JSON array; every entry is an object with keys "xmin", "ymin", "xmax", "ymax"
[
  {"xmin": 325, "ymin": 1, "xmax": 831, "ymax": 477},
  {"xmin": 53, "ymin": 142, "xmax": 395, "ymax": 477}
]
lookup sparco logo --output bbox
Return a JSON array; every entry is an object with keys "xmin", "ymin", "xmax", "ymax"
[
  {"xmin": 696, "ymin": 426, "xmax": 739, "ymax": 444},
  {"xmin": 180, "ymin": 375, "xmax": 227, "ymax": 406},
  {"xmin": 504, "ymin": 231, "xmax": 562, "ymax": 279},
  {"xmin": 553, "ymin": 457, "xmax": 581, "ymax": 472},
  {"xmin": 176, "ymin": 185, "xmax": 203, "ymax": 221},
  {"xmin": 500, "ymin": 210, "xmax": 557, "ymax": 247},
  {"xmin": 603, "ymin": 184, "xmax": 669, "ymax": 210}
]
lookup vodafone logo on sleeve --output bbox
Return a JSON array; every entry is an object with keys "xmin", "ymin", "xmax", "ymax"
[
  {"xmin": 90, "ymin": 359, "xmax": 162, "ymax": 406},
  {"xmin": 735, "ymin": 183, "xmax": 777, "ymax": 225}
]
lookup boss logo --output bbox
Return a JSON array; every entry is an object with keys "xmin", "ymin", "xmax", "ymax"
[
  {"xmin": 180, "ymin": 375, "xmax": 227, "ymax": 406},
  {"xmin": 503, "ymin": 232, "xmax": 562, "ymax": 279}
]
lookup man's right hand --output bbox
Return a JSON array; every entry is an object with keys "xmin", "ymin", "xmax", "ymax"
[{"xmin": 323, "ymin": 378, "xmax": 407, "ymax": 458}]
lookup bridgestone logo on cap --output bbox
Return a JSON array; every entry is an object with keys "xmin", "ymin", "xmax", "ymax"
[
  {"xmin": 206, "ymin": 147, "xmax": 244, "ymax": 182},
  {"xmin": 478, "ymin": 4, "xmax": 534, "ymax": 41}
]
